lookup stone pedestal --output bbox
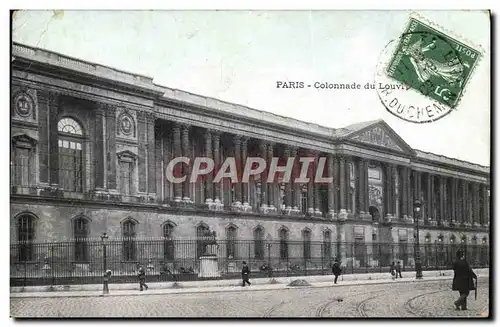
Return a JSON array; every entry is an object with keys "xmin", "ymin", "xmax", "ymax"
[{"xmin": 199, "ymin": 256, "xmax": 220, "ymax": 278}]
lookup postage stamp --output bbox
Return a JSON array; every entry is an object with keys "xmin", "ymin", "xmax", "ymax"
[{"xmin": 376, "ymin": 14, "xmax": 484, "ymax": 123}]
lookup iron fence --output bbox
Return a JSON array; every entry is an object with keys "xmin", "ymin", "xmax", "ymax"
[{"xmin": 10, "ymin": 239, "xmax": 490, "ymax": 287}]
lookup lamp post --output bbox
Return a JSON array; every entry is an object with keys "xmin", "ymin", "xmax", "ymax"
[
  {"xmin": 101, "ymin": 232, "xmax": 109, "ymax": 294},
  {"xmin": 413, "ymin": 199, "xmax": 423, "ymax": 279},
  {"xmin": 265, "ymin": 234, "xmax": 272, "ymax": 277}
]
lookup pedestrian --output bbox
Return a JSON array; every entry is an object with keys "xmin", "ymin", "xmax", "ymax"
[
  {"xmin": 138, "ymin": 264, "xmax": 148, "ymax": 291},
  {"xmin": 390, "ymin": 261, "xmax": 396, "ymax": 279},
  {"xmin": 396, "ymin": 261, "xmax": 403, "ymax": 279},
  {"xmin": 332, "ymin": 258, "xmax": 342, "ymax": 284},
  {"xmin": 452, "ymin": 250, "xmax": 477, "ymax": 310},
  {"xmin": 241, "ymin": 261, "xmax": 251, "ymax": 287}
]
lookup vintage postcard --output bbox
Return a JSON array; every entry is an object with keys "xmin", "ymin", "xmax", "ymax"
[{"xmin": 10, "ymin": 10, "xmax": 490, "ymax": 319}]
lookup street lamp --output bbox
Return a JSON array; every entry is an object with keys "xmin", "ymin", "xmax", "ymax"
[
  {"xmin": 101, "ymin": 232, "xmax": 110, "ymax": 294},
  {"xmin": 265, "ymin": 234, "xmax": 272, "ymax": 277},
  {"xmin": 413, "ymin": 199, "xmax": 423, "ymax": 279}
]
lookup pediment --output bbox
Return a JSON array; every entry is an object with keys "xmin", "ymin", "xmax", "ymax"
[
  {"xmin": 117, "ymin": 150, "xmax": 138, "ymax": 160},
  {"xmin": 346, "ymin": 121, "xmax": 414, "ymax": 154}
]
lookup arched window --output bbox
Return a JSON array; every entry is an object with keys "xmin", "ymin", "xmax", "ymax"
[
  {"xmin": 17, "ymin": 214, "xmax": 36, "ymax": 261},
  {"xmin": 323, "ymin": 230, "xmax": 332, "ymax": 259},
  {"xmin": 122, "ymin": 219, "xmax": 137, "ymax": 261},
  {"xmin": 58, "ymin": 117, "xmax": 84, "ymax": 192},
  {"xmin": 279, "ymin": 228, "xmax": 289, "ymax": 260},
  {"xmin": 163, "ymin": 223, "xmax": 175, "ymax": 261},
  {"xmin": 226, "ymin": 225, "xmax": 237, "ymax": 259},
  {"xmin": 302, "ymin": 229, "xmax": 312, "ymax": 260},
  {"xmin": 73, "ymin": 217, "xmax": 89, "ymax": 262},
  {"xmin": 196, "ymin": 224, "xmax": 210, "ymax": 258},
  {"xmin": 253, "ymin": 226, "xmax": 264, "ymax": 260}
]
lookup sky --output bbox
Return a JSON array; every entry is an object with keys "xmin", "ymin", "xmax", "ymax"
[{"xmin": 12, "ymin": 10, "xmax": 490, "ymax": 166}]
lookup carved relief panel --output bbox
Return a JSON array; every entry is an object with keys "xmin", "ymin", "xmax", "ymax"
[
  {"xmin": 116, "ymin": 107, "xmax": 137, "ymax": 142},
  {"xmin": 351, "ymin": 126, "xmax": 403, "ymax": 151},
  {"xmin": 11, "ymin": 87, "xmax": 38, "ymax": 122}
]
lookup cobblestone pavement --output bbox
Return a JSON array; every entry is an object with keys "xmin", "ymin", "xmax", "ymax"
[{"xmin": 10, "ymin": 277, "xmax": 489, "ymax": 318}]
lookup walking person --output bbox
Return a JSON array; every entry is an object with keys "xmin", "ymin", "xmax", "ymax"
[
  {"xmin": 332, "ymin": 258, "xmax": 342, "ymax": 284},
  {"xmin": 390, "ymin": 261, "xmax": 396, "ymax": 280},
  {"xmin": 138, "ymin": 264, "xmax": 148, "ymax": 291},
  {"xmin": 241, "ymin": 261, "xmax": 251, "ymax": 287},
  {"xmin": 452, "ymin": 250, "xmax": 477, "ymax": 310},
  {"xmin": 396, "ymin": 261, "xmax": 403, "ymax": 279}
]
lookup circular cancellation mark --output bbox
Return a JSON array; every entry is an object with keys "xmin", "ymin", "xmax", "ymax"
[{"xmin": 375, "ymin": 16, "xmax": 480, "ymax": 124}]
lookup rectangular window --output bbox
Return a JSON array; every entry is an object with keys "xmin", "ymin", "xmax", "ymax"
[
  {"xmin": 59, "ymin": 142, "xmax": 83, "ymax": 192},
  {"xmin": 119, "ymin": 161, "xmax": 133, "ymax": 195},
  {"xmin": 14, "ymin": 148, "xmax": 30, "ymax": 187}
]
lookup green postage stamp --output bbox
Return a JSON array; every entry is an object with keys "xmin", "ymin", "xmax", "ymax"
[{"xmin": 386, "ymin": 17, "xmax": 481, "ymax": 109}]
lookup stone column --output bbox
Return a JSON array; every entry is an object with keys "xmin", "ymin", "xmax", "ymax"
[
  {"xmin": 49, "ymin": 93, "xmax": 60, "ymax": 186},
  {"xmin": 213, "ymin": 132, "xmax": 222, "ymax": 207},
  {"xmin": 94, "ymin": 108, "xmax": 105, "ymax": 189},
  {"xmin": 456, "ymin": 179, "xmax": 462, "ymax": 225},
  {"xmin": 401, "ymin": 167, "xmax": 408, "ymax": 218},
  {"xmin": 364, "ymin": 160, "xmax": 370, "ymax": 213},
  {"xmin": 357, "ymin": 158, "xmax": 365, "ymax": 216},
  {"xmin": 384, "ymin": 164, "xmax": 393, "ymax": 218},
  {"xmin": 314, "ymin": 153, "xmax": 322, "ymax": 216},
  {"xmin": 481, "ymin": 184, "xmax": 489, "ymax": 227},
  {"xmin": 105, "ymin": 105, "xmax": 117, "ymax": 190},
  {"xmin": 461, "ymin": 180, "xmax": 468, "ymax": 225},
  {"xmin": 339, "ymin": 156, "xmax": 347, "ymax": 217},
  {"xmin": 307, "ymin": 150, "xmax": 315, "ymax": 215},
  {"xmin": 232, "ymin": 135, "xmax": 242, "ymax": 208},
  {"xmin": 181, "ymin": 124, "xmax": 192, "ymax": 202},
  {"xmin": 172, "ymin": 123, "xmax": 182, "ymax": 202},
  {"xmin": 284, "ymin": 146, "xmax": 292, "ymax": 212},
  {"xmin": 391, "ymin": 165, "xmax": 397, "ymax": 217},
  {"xmin": 204, "ymin": 130, "xmax": 213, "ymax": 204},
  {"xmin": 439, "ymin": 176, "xmax": 445, "ymax": 225},
  {"xmin": 259, "ymin": 141, "xmax": 268, "ymax": 212},
  {"xmin": 327, "ymin": 153, "xmax": 335, "ymax": 218},
  {"xmin": 443, "ymin": 177, "xmax": 448, "ymax": 226},
  {"xmin": 427, "ymin": 174, "xmax": 433, "ymax": 223},
  {"xmin": 472, "ymin": 183, "xmax": 479, "ymax": 227},
  {"xmin": 37, "ymin": 91, "xmax": 52, "ymax": 183},
  {"xmin": 241, "ymin": 137, "xmax": 250, "ymax": 210},
  {"xmin": 292, "ymin": 147, "xmax": 301, "ymax": 213},
  {"xmin": 267, "ymin": 143, "xmax": 276, "ymax": 211},
  {"xmin": 137, "ymin": 111, "xmax": 147, "ymax": 193},
  {"xmin": 147, "ymin": 113, "xmax": 156, "ymax": 195},
  {"xmin": 450, "ymin": 178, "xmax": 456, "ymax": 225},
  {"xmin": 407, "ymin": 168, "xmax": 413, "ymax": 219}
]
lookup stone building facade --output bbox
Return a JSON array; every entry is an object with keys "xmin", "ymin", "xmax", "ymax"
[{"xmin": 11, "ymin": 43, "xmax": 490, "ymax": 266}]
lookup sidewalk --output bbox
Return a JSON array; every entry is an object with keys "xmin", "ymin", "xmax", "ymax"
[{"xmin": 11, "ymin": 269, "xmax": 488, "ymax": 299}]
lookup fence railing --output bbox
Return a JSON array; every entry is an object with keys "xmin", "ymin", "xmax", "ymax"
[{"xmin": 10, "ymin": 239, "xmax": 490, "ymax": 286}]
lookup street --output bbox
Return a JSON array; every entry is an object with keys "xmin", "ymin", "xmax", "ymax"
[{"xmin": 11, "ymin": 277, "xmax": 489, "ymax": 318}]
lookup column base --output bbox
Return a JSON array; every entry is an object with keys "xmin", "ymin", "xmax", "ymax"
[
  {"xmin": 291, "ymin": 207, "xmax": 301, "ymax": 215},
  {"xmin": 205, "ymin": 198, "xmax": 213, "ymax": 205},
  {"xmin": 472, "ymin": 222, "xmax": 480, "ymax": 228},
  {"xmin": 360, "ymin": 212, "xmax": 372, "ymax": 221},
  {"xmin": 260, "ymin": 204, "xmax": 269, "ymax": 214},
  {"xmin": 307, "ymin": 207, "xmax": 315, "ymax": 215},
  {"xmin": 338, "ymin": 209, "xmax": 348, "ymax": 222},
  {"xmin": 464, "ymin": 222, "xmax": 472, "ymax": 228},
  {"xmin": 314, "ymin": 208, "xmax": 322, "ymax": 217},
  {"xmin": 174, "ymin": 196, "xmax": 182, "ymax": 202},
  {"xmin": 441, "ymin": 220, "xmax": 449, "ymax": 227},
  {"xmin": 231, "ymin": 201, "xmax": 243, "ymax": 212},
  {"xmin": 242, "ymin": 202, "xmax": 252, "ymax": 212},
  {"xmin": 208, "ymin": 198, "xmax": 224, "ymax": 211},
  {"xmin": 384, "ymin": 214, "xmax": 393, "ymax": 223},
  {"xmin": 267, "ymin": 205, "xmax": 277, "ymax": 213},
  {"xmin": 429, "ymin": 220, "xmax": 438, "ymax": 227},
  {"xmin": 327, "ymin": 210, "xmax": 336, "ymax": 220}
]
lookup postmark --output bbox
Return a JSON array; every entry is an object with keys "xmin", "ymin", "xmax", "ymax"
[{"xmin": 376, "ymin": 14, "xmax": 484, "ymax": 123}]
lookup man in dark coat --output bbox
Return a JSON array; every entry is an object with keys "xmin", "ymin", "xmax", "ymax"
[
  {"xmin": 241, "ymin": 261, "xmax": 251, "ymax": 286},
  {"xmin": 138, "ymin": 265, "xmax": 148, "ymax": 291},
  {"xmin": 452, "ymin": 250, "xmax": 477, "ymax": 310},
  {"xmin": 332, "ymin": 258, "xmax": 342, "ymax": 284},
  {"xmin": 396, "ymin": 261, "xmax": 403, "ymax": 279}
]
